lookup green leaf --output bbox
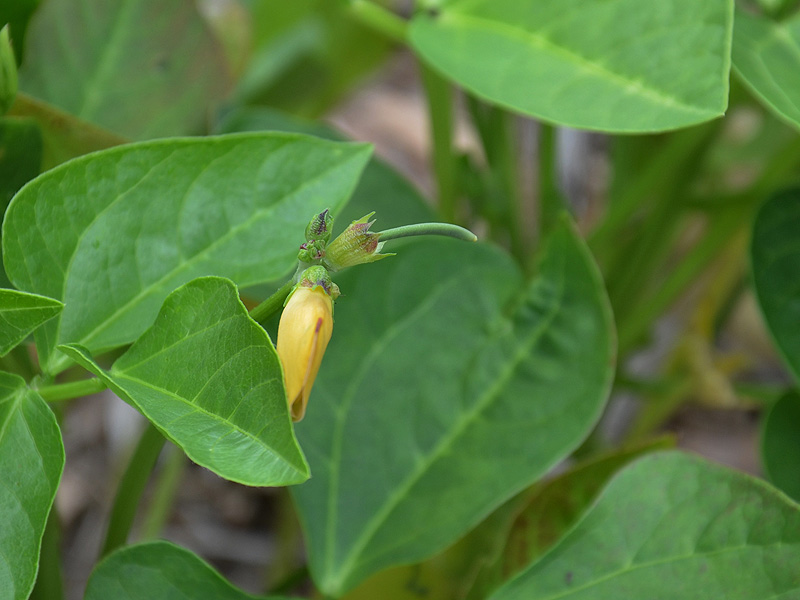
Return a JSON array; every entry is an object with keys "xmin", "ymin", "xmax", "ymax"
[
  {"xmin": 7, "ymin": 93, "xmax": 124, "ymax": 170},
  {"xmin": 85, "ymin": 540, "xmax": 288, "ymax": 600},
  {"xmin": 0, "ymin": 289, "xmax": 61, "ymax": 356},
  {"xmin": 491, "ymin": 451, "xmax": 800, "ymax": 600},
  {"xmin": 0, "ymin": 117, "xmax": 41, "ymax": 210},
  {"xmin": 3, "ymin": 133, "xmax": 371, "ymax": 374},
  {"xmin": 761, "ymin": 392, "xmax": 800, "ymax": 501},
  {"xmin": 214, "ymin": 106, "xmax": 434, "ymax": 227},
  {"xmin": 409, "ymin": 0, "xmax": 733, "ymax": 132},
  {"xmin": 751, "ymin": 188, "xmax": 800, "ymax": 381},
  {"xmin": 733, "ymin": 9, "xmax": 800, "ymax": 131},
  {"xmin": 60, "ymin": 277, "xmax": 308, "ymax": 487},
  {"xmin": 0, "ymin": 371, "xmax": 64, "ymax": 600},
  {"xmin": 18, "ymin": 0, "xmax": 230, "ymax": 139},
  {"xmin": 292, "ymin": 217, "xmax": 615, "ymax": 595}
]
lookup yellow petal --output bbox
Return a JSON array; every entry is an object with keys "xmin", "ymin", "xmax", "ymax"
[{"xmin": 276, "ymin": 286, "xmax": 333, "ymax": 421}]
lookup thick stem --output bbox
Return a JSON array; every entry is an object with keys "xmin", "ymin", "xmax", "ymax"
[
  {"xmin": 38, "ymin": 377, "xmax": 107, "ymax": 402},
  {"xmin": 101, "ymin": 423, "xmax": 166, "ymax": 557},
  {"xmin": 537, "ymin": 122, "xmax": 562, "ymax": 240},
  {"xmin": 348, "ymin": 0, "xmax": 407, "ymax": 43},
  {"xmin": 420, "ymin": 64, "xmax": 457, "ymax": 223},
  {"xmin": 378, "ymin": 222, "xmax": 477, "ymax": 242},
  {"xmin": 249, "ymin": 279, "xmax": 295, "ymax": 326}
]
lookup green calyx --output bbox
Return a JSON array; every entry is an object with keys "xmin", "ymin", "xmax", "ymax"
[
  {"xmin": 286, "ymin": 265, "xmax": 340, "ymax": 307},
  {"xmin": 323, "ymin": 213, "xmax": 394, "ymax": 272}
]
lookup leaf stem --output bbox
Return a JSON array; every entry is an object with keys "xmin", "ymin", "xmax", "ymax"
[
  {"xmin": 30, "ymin": 509, "xmax": 64, "ymax": 600},
  {"xmin": 37, "ymin": 377, "xmax": 107, "ymax": 402},
  {"xmin": 141, "ymin": 443, "xmax": 187, "ymax": 540},
  {"xmin": 378, "ymin": 222, "xmax": 477, "ymax": 242},
  {"xmin": 537, "ymin": 122, "xmax": 562, "ymax": 240},
  {"xmin": 420, "ymin": 63, "xmax": 458, "ymax": 222},
  {"xmin": 101, "ymin": 422, "xmax": 166, "ymax": 557},
  {"xmin": 249, "ymin": 279, "xmax": 295, "ymax": 326},
  {"xmin": 348, "ymin": 0, "xmax": 407, "ymax": 43}
]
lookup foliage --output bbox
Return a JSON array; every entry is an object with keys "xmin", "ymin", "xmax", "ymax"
[{"xmin": 1, "ymin": 0, "xmax": 800, "ymax": 599}]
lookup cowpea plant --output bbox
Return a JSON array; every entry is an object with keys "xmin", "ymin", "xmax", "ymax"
[{"xmin": 2, "ymin": 0, "xmax": 800, "ymax": 599}]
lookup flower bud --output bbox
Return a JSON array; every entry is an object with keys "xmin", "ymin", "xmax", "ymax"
[
  {"xmin": 324, "ymin": 213, "xmax": 394, "ymax": 271},
  {"xmin": 305, "ymin": 209, "xmax": 333, "ymax": 244},
  {"xmin": 276, "ymin": 266, "xmax": 336, "ymax": 421}
]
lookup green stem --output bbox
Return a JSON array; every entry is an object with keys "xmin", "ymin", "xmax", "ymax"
[
  {"xmin": 30, "ymin": 509, "xmax": 64, "ymax": 600},
  {"xmin": 38, "ymin": 377, "xmax": 107, "ymax": 402},
  {"xmin": 141, "ymin": 444, "xmax": 187, "ymax": 540},
  {"xmin": 101, "ymin": 423, "xmax": 166, "ymax": 557},
  {"xmin": 348, "ymin": 0, "xmax": 407, "ymax": 43},
  {"xmin": 420, "ymin": 64, "xmax": 457, "ymax": 222},
  {"xmin": 378, "ymin": 222, "xmax": 477, "ymax": 242},
  {"xmin": 538, "ymin": 122, "xmax": 562, "ymax": 240},
  {"xmin": 249, "ymin": 279, "xmax": 295, "ymax": 326}
]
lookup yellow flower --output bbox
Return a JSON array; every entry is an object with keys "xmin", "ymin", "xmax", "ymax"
[{"xmin": 277, "ymin": 285, "xmax": 334, "ymax": 422}]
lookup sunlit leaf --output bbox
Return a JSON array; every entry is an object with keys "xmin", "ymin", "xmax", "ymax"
[
  {"xmin": 61, "ymin": 277, "xmax": 308, "ymax": 487},
  {"xmin": 0, "ymin": 289, "xmax": 61, "ymax": 356}
]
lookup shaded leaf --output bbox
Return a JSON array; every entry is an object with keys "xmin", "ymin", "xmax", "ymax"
[
  {"xmin": 0, "ymin": 289, "xmax": 61, "ymax": 356},
  {"xmin": 761, "ymin": 391, "xmax": 800, "ymax": 501},
  {"xmin": 733, "ymin": 9, "xmax": 800, "ymax": 131},
  {"xmin": 19, "ymin": 0, "xmax": 230, "ymax": 139},
  {"xmin": 85, "ymin": 540, "xmax": 288, "ymax": 600},
  {"xmin": 492, "ymin": 451, "xmax": 800, "ymax": 600},
  {"xmin": 0, "ymin": 371, "xmax": 64, "ymax": 600},
  {"xmin": 61, "ymin": 277, "xmax": 308, "ymax": 487},
  {"xmin": 409, "ymin": 0, "xmax": 733, "ymax": 132},
  {"xmin": 3, "ymin": 133, "xmax": 371, "ymax": 374},
  {"xmin": 292, "ymin": 217, "xmax": 615, "ymax": 595},
  {"xmin": 7, "ymin": 93, "xmax": 124, "ymax": 170},
  {"xmin": 751, "ymin": 187, "xmax": 800, "ymax": 381}
]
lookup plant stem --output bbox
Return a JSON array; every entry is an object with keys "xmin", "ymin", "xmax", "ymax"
[
  {"xmin": 101, "ymin": 423, "xmax": 166, "ymax": 557},
  {"xmin": 348, "ymin": 0, "xmax": 407, "ymax": 43},
  {"xmin": 38, "ymin": 377, "xmax": 107, "ymax": 402},
  {"xmin": 420, "ymin": 64, "xmax": 457, "ymax": 223},
  {"xmin": 30, "ymin": 509, "xmax": 64, "ymax": 600},
  {"xmin": 141, "ymin": 444, "xmax": 187, "ymax": 540},
  {"xmin": 249, "ymin": 279, "xmax": 295, "ymax": 326},
  {"xmin": 378, "ymin": 222, "xmax": 477, "ymax": 242},
  {"xmin": 537, "ymin": 122, "xmax": 562, "ymax": 240}
]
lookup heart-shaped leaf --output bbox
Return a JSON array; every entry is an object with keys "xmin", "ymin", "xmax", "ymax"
[
  {"xmin": 292, "ymin": 217, "xmax": 615, "ymax": 595},
  {"xmin": 0, "ymin": 289, "xmax": 61, "ymax": 356},
  {"xmin": 751, "ymin": 188, "xmax": 800, "ymax": 381},
  {"xmin": 61, "ymin": 277, "xmax": 308, "ymax": 487},
  {"xmin": 85, "ymin": 541, "xmax": 287, "ymax": 600},
  {"xmin": 409, "ymin": 0, "xmax": 733, "ymax": 132},
  {"xmin": 733, "ymin": 9, "xmax": 800, "ymax": 131},
  {"xmin": 3, "ymin": 133, "xmax": 371, "ymax": 374},
  {"xmin": 19, "ymin": 0, "xmax": 230, "ymax": 139},
  {"xmin": 491, "ymin": 451, "xmax": 800, "ymax": 600},
  {"xmin": 0, "ymin": 371, "xmax": 64, "ymax": 600}
]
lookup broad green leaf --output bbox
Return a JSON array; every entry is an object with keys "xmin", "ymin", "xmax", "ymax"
[
  {"xmin": 214, "ymin": 106, "xmax": 434, "ymax": 227},
  {"xmin": 492, "ymin": 451, "xmax": 800, "ymax": 600},
  {"xmin": 0, "ymin": 289, "xmax": 61, "ymax": 356},
  {"xmin": 85, "ymin": 541, "xmax": 288, "ymax": 600},
  {"xmin": 8, "ymin": 93, "xmax": 124, "ymax": 170},
  {"xmin": 761, "ymin": 391, "xmax": 800, "ymax": 501},
  {"xmin": 292, "ymin": 217, "xmax": 615, "ymax": 595},
  {"xmin": 344, "ymin": 439, "xmax": 672, "ymax": 600},
  {"xmin": 409, "ymin": 0, "xmax": 733, "ymax": 132},
  {"xmin": 751, "ymin": 188, "xmax": 800, "ymax": 381},
  {"xmin": 3, "ymin": 133, "xmax": 371, "ymax": 374},
  {"xmin": 61, "ymin": 277, "xmax": 308, "ymax": 487},
  {"xmin": 0, "ymin": 371, "xmax": 64, "ymax": 600},
  {"xmin": 733, "ymin": 9, "xmax": 800, "ymax": 131},
  {"xmin": 19, "ymin": 0, "xmax": 230, "ymax": 139},
  {"xmin": 235, "ymin": 0, "xmax": 393, "ymax": 118}
]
